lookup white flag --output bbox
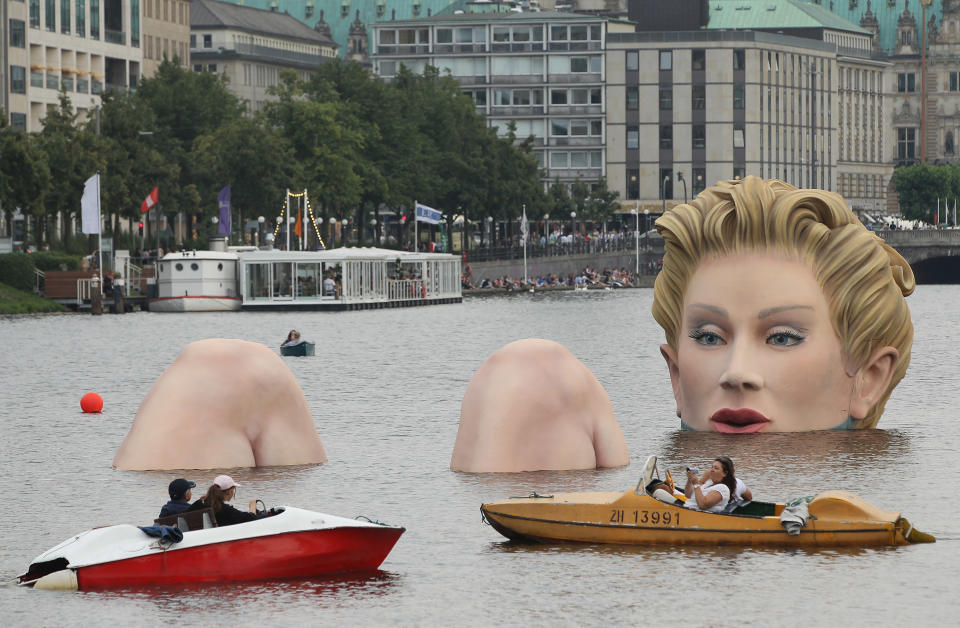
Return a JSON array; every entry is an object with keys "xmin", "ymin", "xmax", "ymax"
[
  {"xmin": 415, "ymin": 202, "xmax": 443, "ymax": 225},
  {"xmin": 81, "ymin": 173, "xmax": 100, "ymax": 234},
  {"xmin": 520, "ymin": 206, "xmax": 529, "ymax": 242}
]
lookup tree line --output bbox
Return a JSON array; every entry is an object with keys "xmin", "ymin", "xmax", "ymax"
[
  {"xmin": 892, "ymin": 162, "xmax": 960, "ymax": 224},
  {"xmin": 0, "ymin": 59, "xmax": 620, "ymax": 251}
]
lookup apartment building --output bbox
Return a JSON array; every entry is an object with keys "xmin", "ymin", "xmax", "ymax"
[
  {"xmin": 189, "ymin": 0, "xmax": 337, "ymax": 114},
  {"xmin": 3, "ymin": 0, "xmax": 142, "ymax": 131},
  {"xmin": 372, "ymin": 10, "xmax": 634, "ymax": 187}
]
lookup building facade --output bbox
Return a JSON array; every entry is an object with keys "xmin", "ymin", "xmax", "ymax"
[
  {"xmin": 189, "ymin": 0, "xmax": 337, "ymax": 114},
  {"xmin": 372, "ymin": 11, "xmax": 634, "ymax": 186},
  {"xmin": 3, "ymin": 0, "xmax": 142, "ymax": 131},
  {"xmin": 140, "ymin": 0, "xmax": 190, "ymax": 77}
]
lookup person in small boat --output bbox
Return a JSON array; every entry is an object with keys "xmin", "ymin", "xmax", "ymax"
[
  {"xmin": 186, "ymin": 475, "xmax": 266, "ymax": 526},
  {"xmin": 158, "ymin": 478, "xmax": 196, "ymax": 518},
  {"xmin": 282, "ymin": 330, "xmax": 301, "ymax": 346},
  {"xmin": 685, "ymin": 458, "xmax": 752, "ymax": 505},
  {"xmin": 682, "ymin": 457, "xmax": 738, "ymax": 513}
]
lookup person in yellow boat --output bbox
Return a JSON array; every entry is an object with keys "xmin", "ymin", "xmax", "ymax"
[
  {"xmin": 653, "ymin": 177, "xmax": 914, "ymax": 431},
  {"xmin": 682, "ymin": 457, "xmax": 738, "ymax": 513}
]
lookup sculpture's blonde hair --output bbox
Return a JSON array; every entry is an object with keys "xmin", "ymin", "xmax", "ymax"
[{"xmin": 652, "ymin": 176, "xmax": 914, "ymax": 428}]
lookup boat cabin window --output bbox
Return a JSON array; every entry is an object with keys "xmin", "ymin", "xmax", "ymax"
[
  {"xmin": 175, "ymin": 263, "xmax": 183, "ymax": 271},
  {"xmin": 191, "ymin": 263, "xmax": 199, "ymax": 271},
  {"xmin": 272, "ymin": 262, "xmax": 293, "ymax": 299},
  {"xmin": 218, "ymin": 263, "xmax": 223, "ymax": 271},
  {"xmin": 246, "ymin": 263, "xmax": 270, "ymax": 300}
]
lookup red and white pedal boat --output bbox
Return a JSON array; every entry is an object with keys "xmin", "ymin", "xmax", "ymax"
[{"xmin": 17, "ymin": 506, "xmax": 404, "ymax": 590}]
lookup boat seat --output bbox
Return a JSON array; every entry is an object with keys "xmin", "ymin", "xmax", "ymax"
[{"xmin": 153, "ymin": 507, "xmax": 218, "ymax": 531}]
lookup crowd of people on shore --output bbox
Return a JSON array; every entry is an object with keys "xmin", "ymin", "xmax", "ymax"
[{"xmin": 462, "ymin": 264, "xmax": 659, "ymax": 291}]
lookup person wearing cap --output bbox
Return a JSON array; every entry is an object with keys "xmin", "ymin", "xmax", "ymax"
[
  {"xmin": 185, "ymin": 474, "xmax": 266, "ymax": 527},
  {"xmin": 158, "ymin": 478, "xmax": 196, "ymax": 518}
]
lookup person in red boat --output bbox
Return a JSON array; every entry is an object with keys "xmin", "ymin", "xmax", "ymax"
[{"xmin": 187, "ymin": 475, "xmax": 266, "ymax": 526}]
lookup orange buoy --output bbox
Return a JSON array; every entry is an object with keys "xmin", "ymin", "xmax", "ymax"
[{"xmin": 81, "ymin": 392, "xmax": 103, "ymax": 413}]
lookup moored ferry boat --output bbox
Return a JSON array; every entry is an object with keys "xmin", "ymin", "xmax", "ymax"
[{"xmin": 148, "ymin": 244, "xmax": 461, "ymax": 312}]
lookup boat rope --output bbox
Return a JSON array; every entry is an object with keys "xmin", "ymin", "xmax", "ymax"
[{"xmin": 354, "ymin": 515, "xmax": 387, "ymax": 526}]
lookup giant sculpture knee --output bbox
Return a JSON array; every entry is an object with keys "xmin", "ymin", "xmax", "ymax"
[
  {"xmin": 451, "ymin": 339, "xmax": 629, "ymax": 472},
  {"xmin": 113, "ymin": 339, "xmax": 327, "ymax": 470}
]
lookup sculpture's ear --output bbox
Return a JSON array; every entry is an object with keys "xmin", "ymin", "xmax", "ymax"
[
  {"xmin": 660, "ymin": 344, "xmax": 683, "ymax": 417},
  {"xmin": 849, "ymin": 346, "xmax": 898, "ymax": 420}
]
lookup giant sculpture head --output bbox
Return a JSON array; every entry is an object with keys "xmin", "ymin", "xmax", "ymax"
[
  {"xmin": 653, "ymin": 177, "xmax": 914, "ymax": 431},
  {"xmin": 113, "ymin": 339, "xmax": 327, "ymax": 470}
]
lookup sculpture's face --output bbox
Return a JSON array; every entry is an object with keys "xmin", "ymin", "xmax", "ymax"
[{"xmin": 662, "ymin": 253, "xmax": 856, "ymax": 432}]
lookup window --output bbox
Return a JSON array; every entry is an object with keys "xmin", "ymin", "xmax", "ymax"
[
  {"xmin": 659, "ymin": 87, "xmax": 672, "ymax": 110},
  {"xmin": 692, "ymin": 85, "xmax": 705, "ymax": 110},
  {"xmin": 203, "ymin": 34, "xmax": 212, "ymax": 48},
  {"xmin": 551, "ymin": 89, "xmax": 567, "ymax": 105},
  {"xmin": 897, "ymin": 72, "xmax": 915, "ymax": 92},
  {"xmin": 46, "ymin": 0, "xmax": 55, "ymax": 31},
  {"xmin": 550, "ymin": 152, "xmax": 568, "ymax": 168},
  {"xmin": 30, "ymin": 0, "xmax": 40, "ymax": 28},
  {"xmin": 897, "ymin": 128, "xmax": 916, "ymax": 160},
  {"xmin": 951, "ymin": 72, "xmax": 959, "ymax": 91},
  {"xmin": 626, "ymin": 51, "xmax": 638, "ymax": 71},
  {"xmin": 10, "ymin": 19, "xmax": 26, "ymax": 47},
  {"xmin": 11, "ymin": 113, "xmax": 27, "ymax": 131},
  {"xmin": 692, "ymin": 49, "xmax": 705, "ymax": 71},
  {"xmin": 947, "ymin": 131, "xmax": 955, "ymax": 155},
  {"xmin": 733, "ymin": 167, "xmax": 746, "ymax": 180},
  {"xmin": 189, "ymin": 33, "xmax": 195, "ymax": 48},
  {"xmin": 90, "ymin": 0, "xmax": 99, "ymax": 39},
  {"xmin": 627, "ymin": 126, "xmax": 638, "ymax": 149},
  {"xmin": 570, "ymin": 25, "xmax": 587, "ymax": 41},
  {"xmin": 659, "ymin": 50, "xmax": 672, "ymax": 71},
  {"xmin": 569, "ymin": 56, "xmax": 601, "ymax": 73},
  {"xmin": 733, "ymin": 49, "xmax": 745, "ymax": 71},
  {"xmin": 437, "ymin": 28, "xmax": 452, "ymax": 44},
  {"xmin": 61, "ymin": 0, "xmax": 70, "ymax": 33},
  {"xmin": 734, "ymin": 124, "xmax": 745, "ymax": 148},
  {"xmin": 626, "ymin": 87, "xmax": 638, "ymax": 110},
  {"xmin": 733, "ymin": 85, "xmax": 745, "ymax": 109},
  {"xmin": 552, "ymin": 120, "xmax": 569, "ymax": 136},
  {"xmin": 901, "ymin": 30, "xmax": 912, "ymax": 46},
  {"xmin": 692, "ymin": 125, "xmax": 706, "ymax": 149},
  {"xmin": 193, "ymin": 64, "xmax": 202, "ymax": 72},
  {"xmin": 11, "ymin": 66, "xmax": 26, "ymax": 93},
  {"xmin": 76, "ymin": 0, "xmax": 85, "ymax": 36},
  {"xmin": 551, "ymin": 25, "xmax": 567, "ymax": 41},
  {"xmin": 660, "ymin": 125, "xmax": 672, "ymax": 149}
]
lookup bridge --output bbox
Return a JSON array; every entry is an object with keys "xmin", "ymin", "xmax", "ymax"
[{"xmin": 875, "ymin": 230, "xmax": 960, "ymax": 283}]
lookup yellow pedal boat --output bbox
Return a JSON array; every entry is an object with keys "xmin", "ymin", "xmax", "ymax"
[{"xmin": 480, "ymin": 457, "xmax": 935, "ymax": 548}]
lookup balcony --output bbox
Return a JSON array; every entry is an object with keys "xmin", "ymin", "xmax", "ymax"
[
  {"xmin": 105, "ymin": 30, "xmax": 126, "ymax": 45},
  {"xmin": 490, "ymin": 42, "xmax": 542, "ymax": 53},
  {"xmin": 547, "ymin": 41, "xmax": 602, "ymax": 52},
  {"xmin": 375, "ymin": 44, "xmax": 430, "ymax": 56},
  {"xmin": 434, "ymin": 43, "xmax": 486, "ymax": 54}
]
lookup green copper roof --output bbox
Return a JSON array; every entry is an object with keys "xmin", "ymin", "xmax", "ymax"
[
  {"xmin": 803, "ymin": 0, "xmax": 945, "ymax": 53},
  {"xmin": 707, "ymin": 0, "xmax": 871, "ymax": 34}
]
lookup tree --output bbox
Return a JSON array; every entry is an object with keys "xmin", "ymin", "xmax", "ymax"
[
  {"xmin": 891, "ymin": 163, "xmax": 954, "ymax": 222},
  {"xmin": 0, "ymin": 118, "xmax": 51, "ymax": 238}
]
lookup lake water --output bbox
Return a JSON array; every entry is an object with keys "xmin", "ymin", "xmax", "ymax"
[{"xmin": 0, "ymin": 288, "xmax": 957, "ymax": 626}]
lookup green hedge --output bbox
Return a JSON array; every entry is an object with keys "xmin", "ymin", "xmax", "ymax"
[
  {"xmin": 0, "ymin": 254, "xmax": 35, "ymax": 291},
  {"xmin": 0, "ymin": 281, "xmax": 66, "ymax": 314},
  {"xmin": 31, "ymin": 252, "xmax": 81, "ymax": 271}
]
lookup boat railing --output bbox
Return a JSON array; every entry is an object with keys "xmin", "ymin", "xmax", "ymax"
[
  {"xmin": 127, "ymin": 263, "xmax": 143, "ymax": 295},
  {"xmin": 387, "ymin": 279, "xmax": 426, "ymax": 301}
]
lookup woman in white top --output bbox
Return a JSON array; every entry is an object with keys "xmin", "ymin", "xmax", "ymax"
[{"xmin": 683, "ymin": 457, "xmax": 739, "ymax": 513}]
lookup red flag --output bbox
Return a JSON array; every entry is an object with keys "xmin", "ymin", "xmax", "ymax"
[
  {"xmin": 294, "ymin": 207, "xmax": 303, "ymax": 238},
  {"xmin": 140, "ymin": 187, "xmax": 158, "ymax": 214}
]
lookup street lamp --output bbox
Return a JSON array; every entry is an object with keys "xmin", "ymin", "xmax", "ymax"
[
  {"xmin": 544, "ymin": 213, "xmax": 550, "ymax": 246},
  {"xmin": 570, "ymin": 211, "xmax": 576, "ymax": 237},
  {"xmin": 643, "ymin": 209, "xmax": 650, "ymax": 251},
  {"xmin": 210, "ymin": 215, "xmax": 219, "ymax": 243},
  {"xmin": 328, "ymin": 216, "xmax": 336, "ymax": 248},
  {"xmin": 341, "ymin": 218, "xmax": 349, "ymax": 247},
  {"xmin": 677, "ymin": 171, "xmax": 688, "ymax": 204},
  {"xmin": 661, "ymin": 175, "xmax": 670, "ymax": 213},
  {"xmin": 630, "ymin": 208, "xmax": 639, "ymax": 279},
  {"xmin": 257, "ymin": 215, "xmax": 265, "ymax": 247},
  {"xmin": 485, "ymin": 215, "xmax": 493, "ymax": 248},
  {"xmin": 370, "ymin": 217, "xmax": 378, "ymax": 246}
]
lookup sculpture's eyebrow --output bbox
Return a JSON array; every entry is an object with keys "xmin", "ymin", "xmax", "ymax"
[
  {"xmin": 758, "ymin": 305, "xmax": 814, "ymax": 319},
  {"xmin": 687, "ymin": 303, "xmax": 727, "ymax": 318}
]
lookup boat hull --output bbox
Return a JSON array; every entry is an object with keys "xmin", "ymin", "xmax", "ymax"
[
  {"xmin": 76, "ymin": 526, "xmax": 402, "ymax": 588},
  {"xmin": 481, "ymin": 490, "xmax": 921, "ymax": 548},
  {"xmin": 149, "ymin": 295, "xmax": 241, "ymax": 312},
  {"xmin": 280, "ymin": 341, "xmax": 315, "ymax": 357}
]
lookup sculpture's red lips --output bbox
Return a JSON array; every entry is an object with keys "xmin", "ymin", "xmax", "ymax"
[{"xmin": 710, "ymin": 409, "xmax": 770, "ymax": 433}]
